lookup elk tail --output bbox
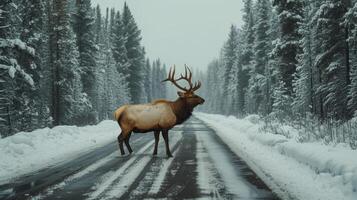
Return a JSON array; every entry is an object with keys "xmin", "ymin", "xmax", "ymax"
[{"xmin": 114, "ymin": 105, "xmax": 127, "ymax": 123}]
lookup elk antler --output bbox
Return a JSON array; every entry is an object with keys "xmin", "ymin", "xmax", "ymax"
[{"xmin": 162, "ymin": 65, "xmax": 201, "ymax": 92}]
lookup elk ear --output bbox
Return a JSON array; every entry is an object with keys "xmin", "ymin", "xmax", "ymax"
[{"xmin": 177, "ymin": 91, "xmax": 185, "ymax": 98}]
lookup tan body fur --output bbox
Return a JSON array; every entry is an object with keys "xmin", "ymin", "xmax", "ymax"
[{"xmin": 114, "ymin": 100, "xmax": 177, "ymax": 137}]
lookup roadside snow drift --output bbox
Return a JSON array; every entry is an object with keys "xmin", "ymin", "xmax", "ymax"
[
  {"xmin": 195, "ymin": 112, "xmax": 357, "ymax": 200},
  {"xmin": 0, "ymin": 120, "xmax": 119, "ymax": 183}
]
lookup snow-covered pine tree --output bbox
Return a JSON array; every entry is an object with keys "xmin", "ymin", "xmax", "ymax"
[
  {"xmin": 346, "ymin": 1, "xmax": 357, "ymax": 116},
  {"xmin": 265, "ymin": 4, "xmax": 280, "ymax": 115},
  {"xmin": 94, "ymin": 6, "xmax": 130, "ymax": 120},
  {"xmin": 93, "ymin": 5, "xmax": 107, "ymax": 120},
  {"xmin": 73, "ymin": 0, "xmax": 98, "ymax": 124},
  {"xmin": 94, "ymin": 4, "xmax": 103, "ymax": 45},
  {"xmin": 246, "ymin": 0, "xmax": 271, "ymax": 115},
  {"xmin": 151, "ymin": 59, "xmax": 160, "ymax": 100},
  {"xmin": 49, "ymin": 0, "xmax": 89, "ymax": 125},
  {"xmin": 238, "ymin": 0, "xmax": 256, "ymax": 116},
  {"xmin": 138, "ymin": 47, "xmax": 147, "ymax": 103},
  {"xmin": 313, "ymin": 0, "xmax": 350, "ymax": 120},
  {"xmin": 17, "ymin": 0, "xmax": 52, "ymax": 131},
  {"xmin": 292, "ymin": 1, "xmax": 314, "ymax": 117},
  {"xmin": 151, "ymin": 60, "xmax": 157, "ymax": 100},
  {"xmin": 112, "ymin": 10, "xmax": 129, "ymax": 78},
  {"xmin": 273, "ymin": 0, "xmax": 303, "ymax": 95},
  {"xmin": 202, "ymin": 59, "xmax": 222, "ymax": 113},
  {"xmin": 227, "ymin": 59, "xmax": 240, "ymax": 115},
  {"xmin": 272, "ymin": 80, "xmax": 293, "ymax": 121},
  {"xmin": 122, "ymin": 3, "xmax": 144, "ymax": 103},
  {"xmin": 159, "ymin": 64, "xmax": 167, "ymax": 99},
  {"xmin": 144, "ymin": 58, "xmax": 152, "ymax": 102},
  {"xmin": 241, "ymin": 0, "xmax": 255, "ymax": 68},
  {"xmin": 0, "ymin": 0, "xmax": 36, "ymax": 136},
  {"xmin": 222, "ymin": 25, "xmax": 240, "ymax": 115},
  {"xmin": 109, "ymin": 8, "xmax": 116, "ymax": 37}
]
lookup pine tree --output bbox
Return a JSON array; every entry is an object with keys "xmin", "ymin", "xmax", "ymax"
[
  {"xmin": 159, "ymin": 64, "xmax": 167, "ymax": 99},
  {"xmin": 346, "ymin": 1, "xmax": 357, "ymax": 116},
  {"xmin": 109, "ymin": 8, "xmax": 116, "ymax": 37},
  {"xmin": 202, "ymin": 60, "xmax": 222, "ymax": 113},
  {"xmin": 151, "ymin": 59, "xmax": 161, "ymax": 100},
  {"xmin": 49, "ymin": 0, "xmax": 89, "ymax": 125},
  {"xmin": 94, "ymin": 4, "xmax": 102, "ymax": 44},
  {"xmin": 222, "ymin": 25, "xmax": 240, "ymax": 115},
  {"xmin": 95, "ymin": 6, "xmax": 130, "ymax": 120},
  {"xmin": 293, "ymin": 1, "xmax": 314, "ymax": 116},
  {"xmin": 0, "ymin": 0, "xmax": 37, "ymax": 136},
  {"xmin": 246, "ymin": 0, "xmax": 271, "ymax": 115},
  {"xmin": 138, "ymin": 47, "xmax": 147, "ymax": 103},
  {"xmin": 273, "ymin": 0, "xmax": 304, "ymax": 95},
  {"xmin": 272, "ymin": 80, "xmax": 293, "ymax": 120},
  {"xmin": 18, "ymin": 0, "xmax": 51, "ymax": 130},
  {"xmin": 236, "ymin": 0, "xmax": 256, "ymax": 116},
  {"xmin": 314, "ymin": 0, "xmax": 350, "ymax": 120},
  {"xmin": 266, "ymin": 5, "xmax": 281, "ymax": 115},
  {"xmin": 241, "ymin": 0, "xmax": 255, "ymax": 68},
  {"xmin": 112, "ymin": 10, "xmax": 129, "ymax": 77},
  {"xmin": 144, "ymin": 58, "xmax": 152, "ymax": 102},
  {"xmin": 73, "ymin": 0, "xmax": 98, "ymax": 124},
  {"xmin": 122, "ymin": 3, "xmax": 144, "ymax": 103}
]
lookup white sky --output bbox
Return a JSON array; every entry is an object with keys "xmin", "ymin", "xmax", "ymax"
[{"xmin": 92, "ymin": 0, "xmax": 244, "ymax": 71}]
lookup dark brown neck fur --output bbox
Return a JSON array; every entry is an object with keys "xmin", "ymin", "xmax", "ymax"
[{"xmin": 170, "ymin": 98, "xmax": 194, "ymax": 124}]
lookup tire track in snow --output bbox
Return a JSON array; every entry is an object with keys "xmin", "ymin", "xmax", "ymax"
[
  {"xmin": 152, "ymin": 129, "xmax": 200, "ymax": 199},
  {"xmin": 195, "ymin": 118, "xmax": 278, "ymax": 200},
  {"xmin": 87, "ymin": 140, "xmax": 155, "ymax": 200},
  {"xmin": 119, "ymin": 132, "xmax": 183, "ymax": 200},
  {"xmin": 196, "ymin": 134, "xmax": 230, "ymax": 199},
  {"xmin": 30, "ymin": 134, "xmax": 150, "ymax": 200}
]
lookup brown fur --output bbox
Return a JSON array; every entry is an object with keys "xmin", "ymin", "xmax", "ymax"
[{"xmin": 169, "ymin": 98, "xmax": 193, "ymax": 124}]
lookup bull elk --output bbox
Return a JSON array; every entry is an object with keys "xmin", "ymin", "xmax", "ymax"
[{"xmin": 114, "ymin": 65, "xmax": 205, "ymax": 157}]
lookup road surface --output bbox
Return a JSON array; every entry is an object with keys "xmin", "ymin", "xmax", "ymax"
[{"xmin": 0, "ymin": 117, "xmax": 279, "ymax": 200}]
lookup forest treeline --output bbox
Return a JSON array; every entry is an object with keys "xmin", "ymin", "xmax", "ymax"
[
  {"xmin": 202, "ymin": 0, "xmax": 357, "ymax": 123},
  {"xmin": 0, "ymin": 0, "xmax": 166, "ymax": 137}
]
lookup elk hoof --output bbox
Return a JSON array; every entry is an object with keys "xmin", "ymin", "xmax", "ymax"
[
  {"xmin": 153, "ymin": 151, "xmax": 157, "ymax": 156},
  {"xmin": 167, "ymin": 154, "xmax": 173, "ymax": 158}
]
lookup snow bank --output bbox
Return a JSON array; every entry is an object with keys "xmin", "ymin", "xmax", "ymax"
[
  {"xmin": 195, "ymin": 112, "xmax": 357, "ymax": 200},
  {"xmin": 0, "ymin": 120, "xmax": 119, "ymax": 183}
]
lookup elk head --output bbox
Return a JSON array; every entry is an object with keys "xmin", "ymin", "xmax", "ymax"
[{"xmin": 162, "ymin": 65, "xmax": 205, "ymax": 107}]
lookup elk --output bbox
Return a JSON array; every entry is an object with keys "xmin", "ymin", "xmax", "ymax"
[{"xmin": 114, "ymin": 65, "xmax": 205, "ymax": 157}]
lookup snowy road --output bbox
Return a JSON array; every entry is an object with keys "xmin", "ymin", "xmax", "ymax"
[{"xmin": 0, "ymin": 117, "xmax": 278, "ymax": 200}]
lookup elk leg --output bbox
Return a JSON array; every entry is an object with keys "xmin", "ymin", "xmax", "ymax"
[
  {"xmin": 117, "ymin": 133, "xmax": 125, "ymax": 155},
  {"xmin": 162, "ymin": 130, "xmax": 173, "ymax": 157},
  {"xmin": 153, "ymin": 131, "xmax": 160, "ymax": 155},
  {"xmin": 124, "ymin": 132, "xmax": 133, "ymax": 154}
]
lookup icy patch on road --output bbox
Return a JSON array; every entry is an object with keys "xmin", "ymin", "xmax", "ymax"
[
  {"xmin": 195, "ymin": 112, "xmax": 357, "ymax": 200},
  {"xmin": 0, "ymin": 120, "xmax": 119, "ymax": 184}
]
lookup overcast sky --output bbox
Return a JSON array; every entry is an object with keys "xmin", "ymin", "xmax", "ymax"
[{"xmin": 92, "ymin": 0, "xmax": 244, "ymax": 71}]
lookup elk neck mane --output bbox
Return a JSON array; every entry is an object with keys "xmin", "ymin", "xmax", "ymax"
[{"xmin": 168, "ymin": 97, "xmax": 194, "ymax": 124}]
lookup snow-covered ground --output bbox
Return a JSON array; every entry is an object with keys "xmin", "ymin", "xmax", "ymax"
[
  {"xmin": 2, "ymin": 113, "xmax": 357, "ymax": 199},
  {"xmin": 0, "ymin": 120, "xmax": 119, "ymax": 184},
  {"xmin": 195, "ymin": 112, "xmax": 357, "ymax": 200}
]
